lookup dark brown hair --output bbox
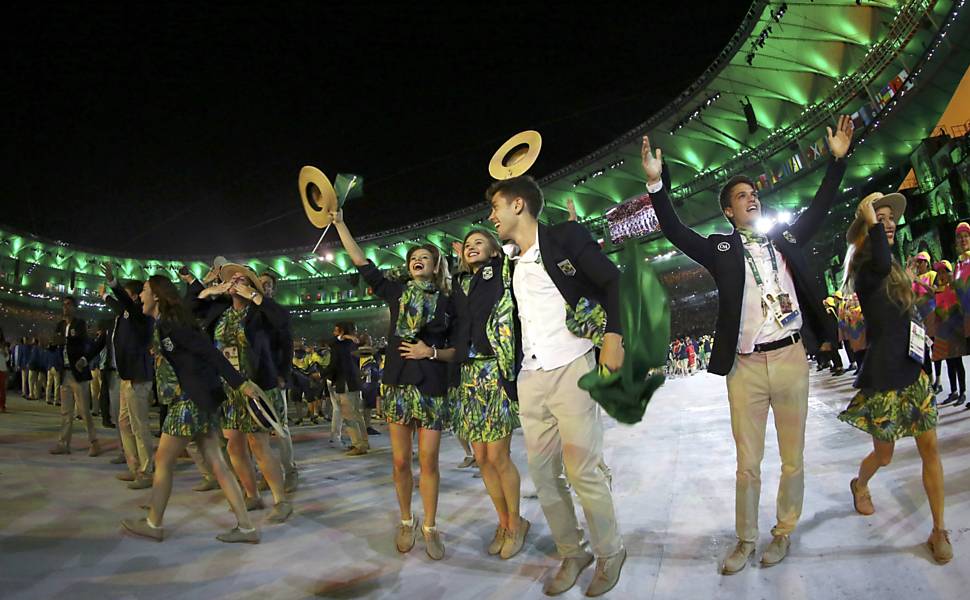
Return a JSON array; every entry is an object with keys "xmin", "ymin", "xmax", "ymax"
[
  {"xmin": 486, "ymin": 175, "xmax": 544, "ymax": 218},
  {"xmin": 148, "ymin": 275, "xmax": 198, "ymax": 328},
  {"xmin": 719, "ymin": 175, "xmax": 757, "ymax": 211}
]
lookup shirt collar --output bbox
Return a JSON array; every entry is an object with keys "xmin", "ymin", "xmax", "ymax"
[{"xmin": 506, "ymin": 226, "xmax": 541, "ymax": 262}]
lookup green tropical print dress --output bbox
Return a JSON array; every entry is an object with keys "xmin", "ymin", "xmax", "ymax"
[
  {"xmin": 214, "ymin": 306, "xmax": 261, "ymax": 433},
  {"xmin": 838, "ymin": 371, "xmax": 937, "ymax": 441},
  {"xmin": 152, "ymin": 325, "xmax": 217, "ymax": 437},
  {"xmin": 383, "ymin": 385, "xmax": 449, "ymax": 431},
  {"xmin": 451, "ymin": 265, "xmax": 520, "ymax": 442}
]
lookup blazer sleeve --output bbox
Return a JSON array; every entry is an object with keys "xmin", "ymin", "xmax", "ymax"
[
  {"xmin": 256, "ymin": 296, "xmax": 289, "ymax": 332},
  {"xmin": 650, "ymin": 185, "xmax": 714, "ymax": 269},
  {"xmin": 358, "ymin": 260, "xmax": 403, "ymax": 302},
  {"xmin": 169, "ymin": 322, "xmax": 247, "ymax": 389},
  {"xmin": 787, "ymin": 158, "xmax": 848, "ymax": 245},
  {"xmin": 561, "ymin": 222, "xmax": 624, "ymax": 336},
  {"xmin": 856, "ymin": 223, "xmax": 892, "ymax": 294}
]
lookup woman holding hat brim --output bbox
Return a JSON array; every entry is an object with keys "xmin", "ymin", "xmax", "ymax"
[
  {"xmin": 332, "ymin": 208, "xmax": 453, "ymax": 560},
  {"xmin": 400, "ymin": 229, "xmax": 529, "ymax": 559},
  {"xmin": 838, "ymin": 192, "xmax": 952, "ymax": 564},
  {"xmin": 929, "ymin": 260, "xmax": 966, "ymax": 406},
  {"xmin": 121, "ymin": 276, "xmax": 263, "ymax": 543},
  {"xmin": 192, "ymin": 264, "xmax": 293, "ymax": 523}
]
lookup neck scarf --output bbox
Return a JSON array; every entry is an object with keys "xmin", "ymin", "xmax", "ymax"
[
  {"xmin": 395, "ymin": 279, "xmax": 439, "ymax": 341},
  {"xmin": 737, "ymin": 228, "xmax": 767, "ymax": 246}
]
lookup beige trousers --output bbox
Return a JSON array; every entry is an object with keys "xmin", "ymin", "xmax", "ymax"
[
  {"xmin": 335, "ymin": 391, "xmax": 368, "ymax": 450},
  {"xmin": 46, "ymin": 367, "xmax": 60, "ymax": 403},
  {"xmin": 725, "ymin": 340, "xmax": 809, "ymax": 542},
  {"xmin": 59, "ymin": 371, "xmax": 97, "ymax": 446},
  {"xmin": 119, "ymin": 380, "xmax": 154, "ymax": 476},
  {"xmin": 29, "ymin": 370, "xmax": 44, "ymax": 399},
  {"xmin": 518, "ymin": 351, "xmax": 622, "ymax": 559}
]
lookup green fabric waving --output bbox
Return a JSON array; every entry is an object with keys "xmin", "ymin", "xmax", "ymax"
[
  {"xmin": 395, "ymin": 279, "xmax": 440, "ymax": 341},
  {"xmin": 578, "ymin": 242, "xmax": 670, "ymax": 424}
]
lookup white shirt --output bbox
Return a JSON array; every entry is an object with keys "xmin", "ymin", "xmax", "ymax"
[
  {"xmin": 737, "ymin": 236, "xmax": 802, "ymax": 353},
  {"xmin": 509, "ymin": 228, "xmax": 594, "ymax": 371}
]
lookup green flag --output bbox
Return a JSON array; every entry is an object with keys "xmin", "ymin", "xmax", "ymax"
[{"xmin": 578, "ymin": 241, "xmax": 670, "ymax": 424}]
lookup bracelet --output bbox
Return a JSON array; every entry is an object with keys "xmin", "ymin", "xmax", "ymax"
[{"xmin": 431, "ymin": 345, "xmax": 438, "ymax": 360}]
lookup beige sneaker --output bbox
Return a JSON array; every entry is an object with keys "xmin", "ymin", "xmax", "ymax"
[
  {"xmin": 396, "ymin": 516, "xmax": 419, "ymax": 553},
  {"xmin": 121, "ymin": 517, "xmax": 163, "ymax": 542},
  {"xmin": 585, "ymin": 547, "xmax": 627, "ymax": 597},
  {"xmin": 487, "ymin": 525, "xmax": 506, "ymax": 556},
  {"xmin": 49, "ymin": 444, "xmax": 70, "ymax": 455},
  {"xmin": 266, "ymin": 501, "xmax": 293, "ymax": 524},
  {"xmin": 245, "ymin": 495, "xmax": 266, "ymax": 511},
  {"xmin": 543, "ymin": 552, "xmax": 594, "ymax": 596},
  {"xmin": 217, "ymin": 526, "xmax": 261, "ymax": 544},
  {"xmin": 88, "ymin": 441, "xmax": 102, "ymax": 457},
  {"xmin": 423, "ymin": 526, "xmax": 445, "ymax": 560},
  {"xmin": 116, "ymin": 471, "xmax": 136, "ymax": 482},
  {"xmin": 345, "ymin": 446, "xmax": 369, "ymax": 456},
  {"xmin": 192, "ymin": 477, "xmax": 219, "ymax": 492},
  {"xmin": 928, "ymin": 529, "xmax": 953, "ymax": 564},
  {"xmin": 760, "ymin": 535, "xmax": 790, "ymax": 566},
  {"xmin": 500, "ymin": 517, "xmax": 530, "ymax": 560},
  {"xmin": 850, "ymin": 478, "xmax": 874, "ymax": 515},
  {"xmin": 127, "ymin": 476, "xmax": 153, "ymax": 490},
  {"xmin": 720, "ymin": 540, "xmax": 755, "ymax": 575}
]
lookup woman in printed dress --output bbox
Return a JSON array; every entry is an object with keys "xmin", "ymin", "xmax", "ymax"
[
  {"xmin": 120, "ymin": 276, "xmax": 262, "ymax": 543},
  {"xmin": 332, "ymin": 208, "xmax": 453, "ymax": 560},
  {"xmin": 404, "ymin": 230, "xmax": 528, "ymax": 559},
  {"xmin": 839, "ymin": 193, "xmax": 951, "ymax": 564}
]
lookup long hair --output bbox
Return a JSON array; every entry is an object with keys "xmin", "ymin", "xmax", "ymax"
[
  {"xmin": 842, "ymin": 237, "xmax": 915, "ymax": 313},
  {"xmin": 148, "ymin": 275, "xmax": 199, "ymax": 328},
  {"xmin": 406, "ymin": 244, "xmax": 451, "ymax": 295},
  {"xmin": 457, "ymin": 228, "xmax": 503, "ymax": 274}
]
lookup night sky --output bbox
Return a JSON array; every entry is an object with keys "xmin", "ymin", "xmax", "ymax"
[{"xmin": 2, "ymin": 3, "xmax": 749, "ymax": 256}]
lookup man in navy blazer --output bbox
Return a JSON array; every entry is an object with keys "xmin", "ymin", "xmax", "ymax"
[
  {"xmin": 640, "ymin": 115, "xmax": 854, "ymax": 573},
  {"xmin": 50, "ymin": 296, "xmax": 103, "ymax": 456}
]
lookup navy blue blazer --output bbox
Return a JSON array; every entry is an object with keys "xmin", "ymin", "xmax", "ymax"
[
  {"xmin": 103, "ymin": 282, "xmax": 154, "ymax": 382},
  {"xmin": 155, "ymin": 319, "xmax": 246, "ymax": 414},
  {"xmin": 651, "ymin": 158, "xmax": 846, "ymax": 375},
  {"xmin": 52, "ymin": 318, "xmax": 99, "ymax": 382}
]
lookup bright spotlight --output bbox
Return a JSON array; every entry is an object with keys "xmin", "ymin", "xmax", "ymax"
[{"xmin": 755, "ymin": 217, "xmax": 775, "ymax": 233}]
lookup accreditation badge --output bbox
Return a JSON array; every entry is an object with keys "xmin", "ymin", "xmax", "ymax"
[{"xmin": 223, "ymin": 346, "xmax": 241, "ymax": 371}]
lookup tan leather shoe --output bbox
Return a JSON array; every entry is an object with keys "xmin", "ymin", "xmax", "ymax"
[
  {"xmin": 760, "ymin": 535, "xmax": 790, "ymax": 566},
  {"xmin": 928, "ymin": 529, "xmax": 953, "ymax": 564},
  {"xmin": 266, "ymin": 501, "xmax": 293, "ymax": 524},
  {"xmin": 345, "ymin": 446, "xmax": 369, "ymax": 456},
  {"xmin": 116, "ymin": 471, "xmax": 136, "ymax": 482},
  {"xmin": 217, "ymin": 526, "xmax": 260, "ymax": 544},
  {"xmin": 721, "ymin": 540, "xmax": 755, "ymax": 574},
  {"xmin": 49, "ymin": 444, "xmax": 70, "ymax": 455},
  {"xmin": 423, "ymin": 526, "xmax": 445, "ymax": 560},
  {"xmin": 850, "ymin": 478, "xmax": 875, "ymax": 515},
  {"xmin": 543, "ymin": 552, "xmax": 594, "ymax": 596},
  {"xmin": 487, "ymin": 525, "xmax": 506, "ymax": 556},
  {"xmin": 500, "ymin": 517, "xmax": 530, "ymax": 560},
  {"xmin": 121, "ymin": 517, "xmax": 163, "ymax": 542},
  {"xmin": 396, "ymin": 517, "xmax": 419, "ymax": 553},
  {"xmin": 88, "ymin": 441, "xmax": 102, "ymax": 457},
  {"xmin": 585, "ymin": 547, "xmax": 626, "ymax": 597},
  {"xmin": 127, "ymin": 476, "xmax": 153, "ymax": 490}
]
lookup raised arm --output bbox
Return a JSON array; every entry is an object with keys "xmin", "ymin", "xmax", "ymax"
[
  {"xmin": 787, "ymin": 115, "xmax": 854, "ymax": 245},
  {"xmin": 641, "ymin": 136, "xmax": 714, "ymax": 268},
  {"xmin": 331, "ymin": 209, "xmax": 368, "ymax": 267}
]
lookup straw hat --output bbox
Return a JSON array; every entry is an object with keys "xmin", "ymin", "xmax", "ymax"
[
  {"xmin": 299, "ymin": 166, "xmax": 338, "ymax": 228},
  {"xmin": 201, "ymin": 256, "xmax": 228, "ymax": 284},
  {"xmin": 846, "ymin": 192, "xmax": 906, "ymax": 246},
  {"xmin": 220, "ymin": 263, "xmax": 262, "ymax": 292},
  {"xmin": 489, "ymin": 130, "xmax": 542, "ymax": 180}
]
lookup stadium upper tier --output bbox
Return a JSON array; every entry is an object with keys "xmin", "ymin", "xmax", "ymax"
[{"xmin": 2, "ymin": 0, "xmax": 968, "ymax": 314}]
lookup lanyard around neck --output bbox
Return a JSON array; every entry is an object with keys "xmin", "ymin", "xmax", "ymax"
[{"xmin": 742, "ymin": 239, "xmax": 779, "ymax": 289}]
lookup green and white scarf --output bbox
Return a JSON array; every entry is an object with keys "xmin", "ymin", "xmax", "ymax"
[{"xmin": 395, "ymin": 279, "xmax": 439, "ymax": 341}]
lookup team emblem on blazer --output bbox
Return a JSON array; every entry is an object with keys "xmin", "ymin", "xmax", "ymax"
[
  {"xmin": 783, "ymin": 231, "xmax": 796, "ymax": 244},
  {"xmin": 69, "ymin": 328, "xmax": 76, "ymax": 336},
  {"xmin": 717, "ymin": 242, "xmax": 731, "ymax": 252},
  {"xmin": 162, "ymin": 337, "xmax": 174, "ymax": 352},
  {"xmin": 482, "ymin": 266, "xmax": 494, "ymax": 280},
  {"xmin": 557, "ymin": 259, "xmax": 577, "ymax": 277},
  {"xmin": 123, "ymin": 310, "xmax": 129, "ymax": 319}
]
